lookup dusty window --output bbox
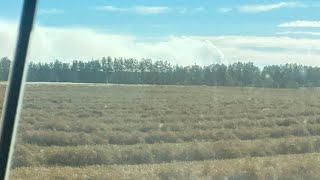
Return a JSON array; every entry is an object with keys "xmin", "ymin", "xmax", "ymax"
[{"xmin": 1, "ymin": 1, "xmax": 320, "ymax": 179}]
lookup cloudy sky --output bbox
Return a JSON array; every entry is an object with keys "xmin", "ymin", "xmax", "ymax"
[{"xmin": 1, "ymin": 0, "xmax": 320, "ymax": 66}]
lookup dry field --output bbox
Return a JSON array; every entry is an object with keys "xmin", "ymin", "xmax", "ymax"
[{"xmin": 1, "ymin": 83, "xmax": 320, "ymax": 179}]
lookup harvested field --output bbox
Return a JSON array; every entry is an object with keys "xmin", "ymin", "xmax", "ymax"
[{"xmin": 1, "ymin": 83, "xmax": 320, "ymax": 179}]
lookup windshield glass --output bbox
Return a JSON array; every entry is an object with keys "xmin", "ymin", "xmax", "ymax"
[{"xmin": 2, "ymin": 0, "xmax": 320, "ymax": 179}]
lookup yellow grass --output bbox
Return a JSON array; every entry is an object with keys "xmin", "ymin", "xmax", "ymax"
[
  {"xmin": 10, "ymin": 153, "xmax": 320, "ymax": 179},
  {"xmin": 1, "ymin": 83, "xmax": 320, "ymax": 179}
]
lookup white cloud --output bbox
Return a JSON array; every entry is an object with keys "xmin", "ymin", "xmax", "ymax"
[
  {"xmin": 279, "ymin": 20, "xmax": 320, "ymax": 27},
  {"xmin": 0, "ymin": 19, "xmax": 18, "ymax": 59},
  {"xmin": 277, "ymin": 31, "xmax": 320, "ymax": 36},
  {"xmin": 2, "ymin": 19, "xmax": 320, "ymax": 67},
  {"xmin": 179, "ymin": 7, "xmax": 204, "ymax": 14},
  {"xmin": 38, "ymin": 8, "xmax": 65, "ymax": 15},
  {"xmin": 133, "ymin": 6, "xmax": 168, "ymax": 15},
  {"xmin": 218, "ymin": 2, "xmax": 301, "ymax": 13},
  {"xmin": 93, "ymin": 6, "xmax": 205, "ymax": 15},
  {"xmin": 93, "ymin": 6, "xmax": 128, "ymax": 12},
  {"xmin": 217, "ymin": 8, "xmax": 233, "ymax": 13},
  {"xmin": 93, "ymin": 6, "xmax": 168, "ymax": 15},
  {"xmin": 238, "ymin": 2, "xmax": 299, "ymax": 13}
]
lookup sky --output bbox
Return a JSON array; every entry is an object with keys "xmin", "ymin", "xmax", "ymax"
[{"xmin": 1, "ymin": 0, "xmax": 320, "ymax": 66}]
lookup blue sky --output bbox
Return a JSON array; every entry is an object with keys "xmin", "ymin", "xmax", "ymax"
[
  {"xmin": 2, "ymin": 0, "xmax": 320, "ymax": 36},
  {"xmin": 1, "ymin": 0, "xmax": 320, "ymax": 66}
]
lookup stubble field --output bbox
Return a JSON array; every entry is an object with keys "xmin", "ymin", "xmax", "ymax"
[{"xmin": 1, "ymin": 83, "xmax": 320, "ymax": 179}]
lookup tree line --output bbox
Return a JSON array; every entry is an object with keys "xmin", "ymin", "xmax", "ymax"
[{"xmin": 1, "ymin": 56, "xmax": 320, "ymax": 88}]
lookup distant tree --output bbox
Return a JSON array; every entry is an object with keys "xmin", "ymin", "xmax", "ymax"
[
  {"xmin": 2, "ymin": 56, "xmax": 319, "ymax": 88},
  {"xmin": 71, "ymin": 60, "xmax": 79, "ymax": 82},
  {"xmin": 0, "ymin": 57, "xmax": 11, "ymax": 81}
]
